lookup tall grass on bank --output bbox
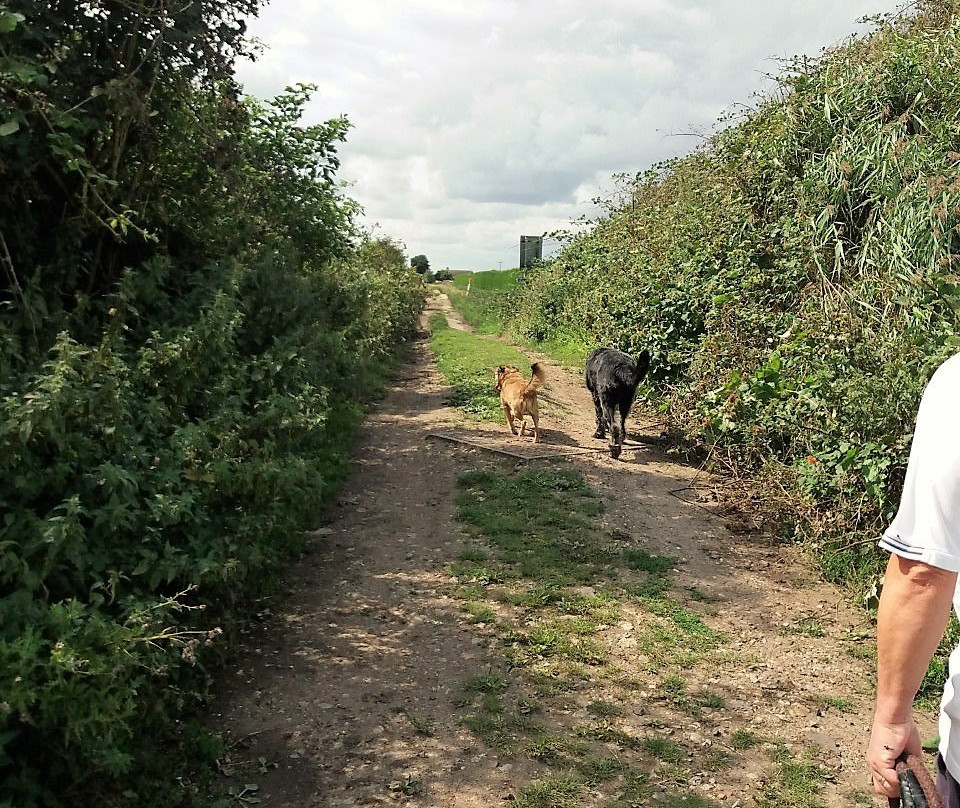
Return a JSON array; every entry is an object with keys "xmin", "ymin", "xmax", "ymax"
[{"xmin": 491, "ymin": 1, "xmax": 960, "ymax": 606}]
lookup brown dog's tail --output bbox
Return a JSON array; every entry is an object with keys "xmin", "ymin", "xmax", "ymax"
[{"xmin": 525, "ymin": 362, "xmax": 546, "ymax": 392}]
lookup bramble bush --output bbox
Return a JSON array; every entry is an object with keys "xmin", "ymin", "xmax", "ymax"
[
  {"xmin": 0, "ymin": 3, "xmax": 423, "ymax": 805},
  {"xmin": 502, "ymin": 0, "xmax": 960, "ymax": 607}
]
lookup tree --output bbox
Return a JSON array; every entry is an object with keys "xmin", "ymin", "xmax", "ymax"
[
  {"xmin": 0, "ymin": 0, "xmax": 263, "ymax": 348},
  {"xmin": 410, "ymin": 254, "xmax": 430, "ymax": 274}
]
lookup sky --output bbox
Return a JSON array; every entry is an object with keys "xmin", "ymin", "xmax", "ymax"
[{"xmin": 234, "ymin": 1, "xmax": 907, "ymax": 272}]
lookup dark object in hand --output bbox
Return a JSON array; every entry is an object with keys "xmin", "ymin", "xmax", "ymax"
[{"xmin": 889, "ymin": 754, "xmax": 943, "ymax": 808}]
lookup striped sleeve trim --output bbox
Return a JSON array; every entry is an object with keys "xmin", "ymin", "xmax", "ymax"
[
  {"xmin": 879, "ymin": 533, "xmax": 924, "ymax": 558},
  {"xmin": 879, "ymin": 533, "xmax": 960, "ymax": 573}
]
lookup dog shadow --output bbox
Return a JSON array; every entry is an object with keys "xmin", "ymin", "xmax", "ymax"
[{"xmin": 533, "ymin": 427, "xmax": 655, "ymax": 463}]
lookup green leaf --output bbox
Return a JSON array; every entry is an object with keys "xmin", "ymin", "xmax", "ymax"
[
  {"xmin": 0, "ymin": 119, "xmax": 20, "ymax": 137},
  {"xmin": 0, "ymin": 10, "xmax": 26, "ymax": 33}
]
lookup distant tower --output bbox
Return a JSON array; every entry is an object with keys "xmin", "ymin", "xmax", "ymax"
[{"xmin": 519, "ymin": 235, "xmax": 542, "ymax": 269}]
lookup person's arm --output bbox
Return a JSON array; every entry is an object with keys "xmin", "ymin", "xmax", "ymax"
[{"xmin": 868, "ymin": 552, "xmax": 957, "ymax": 798}]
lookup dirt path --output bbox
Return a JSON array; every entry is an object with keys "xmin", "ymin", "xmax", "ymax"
[{"xmin": 211, "ymin": 291, "xmax": 928, "ymax": 807}]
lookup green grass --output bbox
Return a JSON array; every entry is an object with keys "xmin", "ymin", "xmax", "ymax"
[
  {"xmin": 463, "ymin": 673, "xmax": 508, "ymax": 694},
  {"xmin": 503, "ymin": 622, "xmax": 608, "ymax": 667},
  {"xmin": 530, "ymin": 338, "xmax": 589, "ymax": 371},
  {"xmin": 462, "ymin": 699, "xmax": 537, "ymax": 755},
  {"xmin": 576, "ymin": 756, "xmax": 629, "ymax": 784},
  {"xmin": 660, "ymin": 796, "xmax": 721, "ymax": 808},
  {"xmin": 573, "ymin": 722, "xmax": 642, "ymax": 750},
  {"xmin": 462, "ymin": 602, "xmax": 497, "ymax": 623},
  {"xmin": 452, "ymin": 269, "xmax": 522, "ymax": 290},
  {"xmin": 756, "ymin": 751, "xmax": 832, "ymax": 808},
  {"xmin": 427, "ymin": 312, "xmax": 532, "ymax": 418},
  {"xmin": 703, "ymin": 750, "xmax": 732, "ymax": 771},
  {"xmin": 445, "ymin": 274, "xmax": 589, "ymax": 370},
  {"xmin": 458, "ymin": 546, "xmax": 489, "ymax": 563},
  {"xmin": 446, "ymin": 288, "xmax": 512, "ymax": 335},
  {"xmin": 643, "ymin": 599, "xmax": 724, "ymax": 648},
  {"xmin": 522, "ymin": 734, "xmax": 582, "ymax": 764},
  {"xmin": 822, "ymin": 696, "xmax": 854, "ymax": 713},
  {"xmin": 585, "ymin": 700, "xmax": 623, "ymax": 718},
  {"xmin": 632, "ymin": 597, "xmax": 725, "ymax": 672},
  {"xmin": 623, "ymin": 549, "xmax": 676, "ymax": 598},
  {"xmin": 446, "ymin": 271, "xmax": 521, "ymax": 336},
  {"xmin": 697, "ymin": 692, "xmax": 725, "ymax": 709},
  {"xmin": 456, "ymin": 467, "xmax": 616, "ymax": 585},
  {"xmin": 641, "ymin": 736, "xmax": 687, "ymax": 764},
  {"xmin": 513, "ymin": 777, "xmax": 583, "ymax": 808},
  {"xmin": 623, "ymin": 549, "xmax": 676, "ymax": 576},
  {"xmin": 730, "ymin": 728, "xmax": 763, "ymax": 750}
]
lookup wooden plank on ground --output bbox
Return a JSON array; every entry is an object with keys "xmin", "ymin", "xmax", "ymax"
[{"xmin": 425, "ymin": 431, "xmax": 636, "ymax": 460}]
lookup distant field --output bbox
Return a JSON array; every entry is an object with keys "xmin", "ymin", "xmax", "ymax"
[{"xmin": 452, "ymin": 269, "xmax": 521, "ymax": 291}]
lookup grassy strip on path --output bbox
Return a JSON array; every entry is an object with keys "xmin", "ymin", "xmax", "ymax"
[
  {"xmin": 428, "ymin": 311, "xmax": 533, "ymax": 420},
  {"xmin": 442, "ymin": 277, "xmax": 590, "ymax": 371},
  {"xmin": 427, "ymin": 310, "xmax": 839, "ymax": 807},
  {"xmin": 449, "ymin": 463, "xmax": 839, "ymax": 808}
]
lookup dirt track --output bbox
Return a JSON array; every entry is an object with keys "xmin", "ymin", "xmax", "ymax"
[{"xmin": 210, "ymin": 290, "xmax": 931, "ymax": 807}]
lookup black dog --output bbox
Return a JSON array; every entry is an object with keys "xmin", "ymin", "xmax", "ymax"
[{"xmin": 585, "ymin": 347, "xmax": 651, "ymax": 459}]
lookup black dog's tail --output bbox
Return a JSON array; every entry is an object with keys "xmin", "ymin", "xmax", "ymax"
[
  {"xmin": 632, "ymin": 350, "xmax": 651, "ymax": 385},
  {"xmin": 526, "ymin": 362, "xmax": 546, "ymax": 392},
  {"xmin": 611, "ymin": 350, "xmax": 651, "ymax": 389}
]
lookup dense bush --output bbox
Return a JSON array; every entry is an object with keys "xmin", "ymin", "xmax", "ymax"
[
  {"xmin": 0, "ymin": 3, "xmax": 423, "ymax": 805},
  {"xmin": 504, "ymin": 0, "xmax": 960, "ymax": 596}
]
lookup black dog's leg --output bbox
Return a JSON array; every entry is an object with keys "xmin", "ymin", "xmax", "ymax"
[
  {"xmin": 591, "ymin": 391, "xmax": 605, "ymax": 439},
  {"xmin": 602, "ymin": 400, "xmax": 621, "ymax": 458},
  {"xmin": 618, "ymin": 398, "xmax": 632, "ymax": 447}
]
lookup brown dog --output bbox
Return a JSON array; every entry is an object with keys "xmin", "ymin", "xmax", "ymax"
[{"xmin": 494, "ymin": 363, "xmax": 547, "ymax": 443}]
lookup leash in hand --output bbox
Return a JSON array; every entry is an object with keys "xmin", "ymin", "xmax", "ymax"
[{"xmin": 888, "ymin": 754, "xmax": 943, "ymax": 808}]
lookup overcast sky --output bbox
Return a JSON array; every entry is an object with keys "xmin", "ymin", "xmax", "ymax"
[{"xmin": 235, "ymin": 1, "xmax": 906, "ymax": 271}]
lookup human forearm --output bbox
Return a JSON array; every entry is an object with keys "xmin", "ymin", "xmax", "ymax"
[
  {"xmin": 868, "ymin": 554, "xmax": 956, "ymax": 797},
  {"xmin": 875, "ymin": 553, "xmax": 956, "ymax": 721}
]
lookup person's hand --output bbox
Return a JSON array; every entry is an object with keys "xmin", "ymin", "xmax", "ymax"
[{"xmin": 867, "ymin": 715, "xmax": 922, "ymax": 798}]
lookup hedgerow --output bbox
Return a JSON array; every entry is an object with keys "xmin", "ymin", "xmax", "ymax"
[
  {"xmin": 505, "ymin": 0, "xmax": 960, "ymax": 601},
  {"xmin": 0, "ymin": 3, "xmax": 423, "ymax": 805}
]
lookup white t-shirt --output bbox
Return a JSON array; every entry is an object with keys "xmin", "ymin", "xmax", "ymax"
[{"xmin": 878, "ymin": 351, "xmax": 960, "ymax": 777}]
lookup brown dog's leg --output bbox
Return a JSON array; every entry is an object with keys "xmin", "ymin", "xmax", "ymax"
[
  {"xmin": 503, "ymin": 404, "xmax": 517, "ymax": 435},
  {"xmin": 532, "ymin": 414, "xmax": 539, "ymax": 443},
  {"xmin": 518, "ymin": 415, "xmax": 527, "ymax": 438}
]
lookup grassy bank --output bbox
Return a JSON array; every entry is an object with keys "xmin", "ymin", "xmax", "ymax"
[{"xmin": 449, "ymin": 4, "xmax": 960, "ymax": 618}]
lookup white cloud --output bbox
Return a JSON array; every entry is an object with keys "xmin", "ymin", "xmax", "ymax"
[{"xmin": 236, "ymin": 1, "xmax": 907, "ymax": 270}]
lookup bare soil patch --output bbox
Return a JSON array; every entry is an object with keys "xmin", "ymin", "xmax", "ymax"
[{"xmin": 210, "ymin": 292, "xmax": 930, "ymax": 807}]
